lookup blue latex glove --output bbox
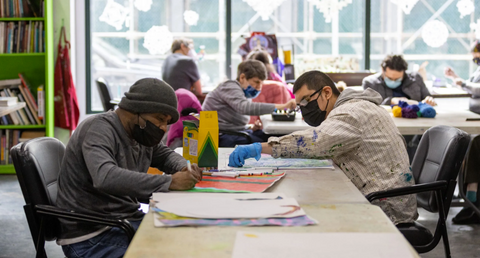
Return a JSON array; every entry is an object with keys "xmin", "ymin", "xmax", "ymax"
[{"xmin": 228, "ymin": 143, "xmax": 262, "ymax": 167}]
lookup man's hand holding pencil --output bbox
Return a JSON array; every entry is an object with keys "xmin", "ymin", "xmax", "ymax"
[{"xmin": 168, "ymin": 161, "xmax": 203, "ymax": 191}]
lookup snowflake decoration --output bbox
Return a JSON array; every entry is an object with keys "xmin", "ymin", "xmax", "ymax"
[
  {"xmin": 99, "ymin": 0, "xmax": 129, "ymax": 30},
  {"xmin": 134, "ymin": 0, "xmax": 152, "ymax": 12},
  {"xmin": 143, "ymin": 26, "xmax": 173, "ymax": 55},
  {"xmin": 457, "ymin": 0, "xmax": 474, "ymax": 19},
  {"xmin": 243, "ymin": 0, "xmax": 286, "ymax": 21},
  {"xmin": 307, "ymin": 0, "xmax": 352, "ymax": 23},
  {"xmin": 470, "ymin": 19, "xmax": 480, "ymax": 39},
  {"xmin": 184, "ymin": 10, "xmax": 199, "ymax": 26},
  {"xmin": 390, "ymin": 0, "xmax": 419, "ymax": 15},
  {"xmin": 422, "ymin": 20, "xmax": 449, "ymax": 48}
]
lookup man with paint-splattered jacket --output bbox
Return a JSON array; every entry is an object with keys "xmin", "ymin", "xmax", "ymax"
[{"xmin": 229, "ymin": 70, "xmax": 418, "ymax": 225}]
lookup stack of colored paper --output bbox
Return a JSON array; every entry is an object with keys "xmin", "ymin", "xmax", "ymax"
[
  {"xmin": 152, "ymin": 193, "xmax": 317, "ymax": 227},
  {"xmin": 190, "ymin": 170, "xmax": 285, "ymax": 193}
]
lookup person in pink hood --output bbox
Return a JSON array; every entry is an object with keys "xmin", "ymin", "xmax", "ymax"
[{"xmin": 167, "ymin": 88, "xmax": 202, "ymax": 149}]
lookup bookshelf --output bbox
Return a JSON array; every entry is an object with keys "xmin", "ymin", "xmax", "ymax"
[{"xmin": 0, "ymin": 0, "xmax": 53, "ymax": 174}]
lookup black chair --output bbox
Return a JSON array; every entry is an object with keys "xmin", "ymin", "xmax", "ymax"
[
  {"xmin": 96, "ymin": 78, "xmax": 117, "ymax": 112},
  {"xmin": 457, "ymin": 141, "xmax": 480, "ymax": 216},
  {"xmin": 366, "ymin": 125, "xmax": 470, "ymax": 258},
  {"xmin": 12, "ymin": 137, "xmax": 134, "ymax": 258}
]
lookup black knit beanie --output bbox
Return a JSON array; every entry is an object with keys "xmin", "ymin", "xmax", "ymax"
[{"xmin": 118, "ymin": 78, "xmax": 179, "ymax": 124}]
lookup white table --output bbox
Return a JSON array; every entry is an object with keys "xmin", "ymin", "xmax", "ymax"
[
  {"xmin": 124, "ymin": 204, "xmax": 418, "ymax": 258},
  {"xmin": 261, "ymin": 97, "xmax": 480, "ymax": 135},
  {"xmin": 346, "ymin": 85, "xmax": 471, "ymax": 98},
  {"xmin": 174, "ymin": 148, "xmax": 368, "ymax": 205},
  {"xmin": 124, "ymin": 148, "xmax": 418, "ymax": 257}
]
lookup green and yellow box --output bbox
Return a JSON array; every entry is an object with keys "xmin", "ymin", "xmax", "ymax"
[{"xmin": 182, "ymin": 111, "xmax": 219, "ymax": 168}]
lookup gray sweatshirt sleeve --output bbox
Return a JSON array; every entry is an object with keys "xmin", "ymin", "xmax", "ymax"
[
  {"xmin": 222, "ymin": 83, "xmax": 276, "ymax": 115},
  {"xmin": 463, "ymin": 81, "xmax": 480, "ymax": 96},
  {"xmin": 151, "ymin": 143, "xmax": 187, "ymax": 174},
  {"xmin": 362, "ymin": 77, "xmax": 391, "ymax": 105},
  {"xmin": 82, "ymin": 124, "xmax": 173, "ymax": 198}
]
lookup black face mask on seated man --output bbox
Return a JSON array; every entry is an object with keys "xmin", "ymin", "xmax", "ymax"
[
  {"xmin": 133, "ymin": 115, "xmax": 165, "ymax": 147},
  {"xmin": 300, "ymin": 90, "xmax": 329, "ymax": 127}
]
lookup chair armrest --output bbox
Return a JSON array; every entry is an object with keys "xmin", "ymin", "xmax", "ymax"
[
  {"xmin": 35, "ymin": 204, "xmax": 135, "ymax": 241},
  {"xmin": 366, "ymin": 181, "xmax": 448, "ymax": 202}
]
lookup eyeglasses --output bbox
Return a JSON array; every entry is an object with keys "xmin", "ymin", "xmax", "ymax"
[{"xmin": 295, "ymin": 88, "xmax": 323, "ymax": 111}]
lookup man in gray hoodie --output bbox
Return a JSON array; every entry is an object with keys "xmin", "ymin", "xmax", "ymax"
[
  {"xmin": 56, "ymin": 78, "xmax": 202, "ymax": 258},
  {"xmin": 229, "ymin": 70, "xmax": 418, "ymax": 225},
  {"xmin": 362, "ymin": 54, "xmax": 435, "ymax": 106}
]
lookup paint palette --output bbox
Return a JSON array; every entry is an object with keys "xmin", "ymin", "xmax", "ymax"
[{"xmin": 272, "ymin": 109, "xmax": 296, "ymax": 121}]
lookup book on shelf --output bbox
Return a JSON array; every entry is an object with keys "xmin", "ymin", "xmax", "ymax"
[
  {"xmin": 18, "ymin": 73, "xmax": 38, "ymax": 110},
  {"xmin": 37, "ymin": 84, "xmax": 43, "ymax": 120},
  {"xmin": 18, "ymin": 83, "xmax": 40, "ymax": 124},
  {"xmin": 0, "ymin": 90, "xmax": 20, "ymax": 125},
  {"xmin": 0, "ymin": 75, "xmax": 41, "ymax": 125},
  {"xmin": 7, "ymin": 88, "xmax": 30, "ymax": 125},
  {"xmin": 0, "ymin": 129, "xmax": 41, "ymax": 164},
  {"xmin": 0, "ymin": 96, "xmax": 17, "ymax": 106},
  {"xmin": 0, "ymin": 20, "xmax": 44, "ymax": 53},
  {"xmin": 0, "ymin": 0, "xmax": 43, "ymax": 18},
  {"xmin": 0, "ymin": 78, "xmax": 20, "ymax": 87}
]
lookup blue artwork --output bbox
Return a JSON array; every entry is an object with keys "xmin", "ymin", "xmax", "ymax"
[{"xmin": 236, "ymin": 154, "xmax": 333, "ymax": 170}]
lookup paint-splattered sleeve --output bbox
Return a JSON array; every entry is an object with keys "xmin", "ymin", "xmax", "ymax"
[{"xmin": 268, "ymin": 112, "xmax": 363, "ymax": 159}]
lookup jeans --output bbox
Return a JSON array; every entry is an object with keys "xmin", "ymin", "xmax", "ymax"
[{"xmin": 61, "ymin": 220, "xmax": 142, "ymax": 258}]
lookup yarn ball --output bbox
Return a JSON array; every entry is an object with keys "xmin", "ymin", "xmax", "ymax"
[
  {"xmin": 392, "ymin": 106, "xmax": 402, "ymax": 117},
  {"xmin": 402, "ymin": 109, "xmax": 418, "ymax": 118},
  {"xmin": 398, "ymin": 101, "xmax": 409, "ymax": 108},
  {"xmin": 398, "ymin": 101, "xmax": 419, "ymax": 118},
  {"xmin": 418, "ymin": 102, "xmax": 436, "ymax": 118}
]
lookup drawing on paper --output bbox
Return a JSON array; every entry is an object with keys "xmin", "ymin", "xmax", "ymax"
[{"xmin": 237, "ymin": 154, "xmax": 333, "ymax": 169}]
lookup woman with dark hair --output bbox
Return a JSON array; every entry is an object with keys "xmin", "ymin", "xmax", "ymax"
[
  {"xmin": 246, "ymin": 49, "xmax": 295, "ymax": 125},
  {"xmin": 247, "ymin": 50, "xmax": 284, "ymax": 82}
]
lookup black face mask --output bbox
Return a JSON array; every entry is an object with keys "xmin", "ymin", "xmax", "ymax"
[
  {"xmin": 132, "ymin": 115, "xmax": 165, "ymax": 147},
  {"xmin": 300, "ymin": 98, "xmax": 329, "ymax": 127},
  {"xmin": 474, "ymin": 57, "xmax": 480, "ymax": 66}
]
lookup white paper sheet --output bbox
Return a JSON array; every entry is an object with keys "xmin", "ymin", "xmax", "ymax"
[
  {"xmin": 152, "ymin": 192, "xmax": 287, "ymax": 202},
  {"xmin": 232, "ymin": 231, "xmax": 415, "ymax": 258},
  {"xmin": 153, "ymin": 193, "xmax": 304, "ymax": 219}
]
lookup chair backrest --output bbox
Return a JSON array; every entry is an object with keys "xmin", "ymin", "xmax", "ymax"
[
  {"xmin": 96, "ymin": 78, "xmax": 115, "ymax": 112},
  {"xmin": 13, "ymin": 137, "xmax": 66, "ymax": 241},
  {"xmin": 411, "ymin": 125, "xmax": 470, "ymax": 212}
]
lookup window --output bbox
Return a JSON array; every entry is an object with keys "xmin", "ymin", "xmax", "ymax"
[
  {"xmin": 85, "ymin": 0, "xmax": 480, "ymax": 113},
  {"xmin": 231, "ymin": 0, "xmax": 365, "ymax": 78},
  {"xmin": 87, "ymin": 0, "xmax": 224, "ymax": 112},
  {"xmin": 370, "ymin": 0, "xmax": 477, "ymax": 80}
]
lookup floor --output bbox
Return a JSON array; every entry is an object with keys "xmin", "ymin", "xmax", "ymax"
[{"xmin": 1, "ymin": 174, "xmax": 480, "ymax": 258}]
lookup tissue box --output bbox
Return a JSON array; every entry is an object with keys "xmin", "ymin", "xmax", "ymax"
[{"xmin": 183, "ymin": 111, "xmax": 219, "ymax": 168}]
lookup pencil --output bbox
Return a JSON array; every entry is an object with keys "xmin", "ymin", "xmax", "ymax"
[{"xmin": 210, "ymin": 172, "xmax": 237, "ymax": 178}]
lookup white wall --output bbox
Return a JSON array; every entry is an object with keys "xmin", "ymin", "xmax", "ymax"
[
  {"xmin": 71, "ymin": 0, "xmax": 91, "ymax": 124},
  {"xmin": 52, "ymin": 0, "xmax": 73, "ymax": 144}
]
